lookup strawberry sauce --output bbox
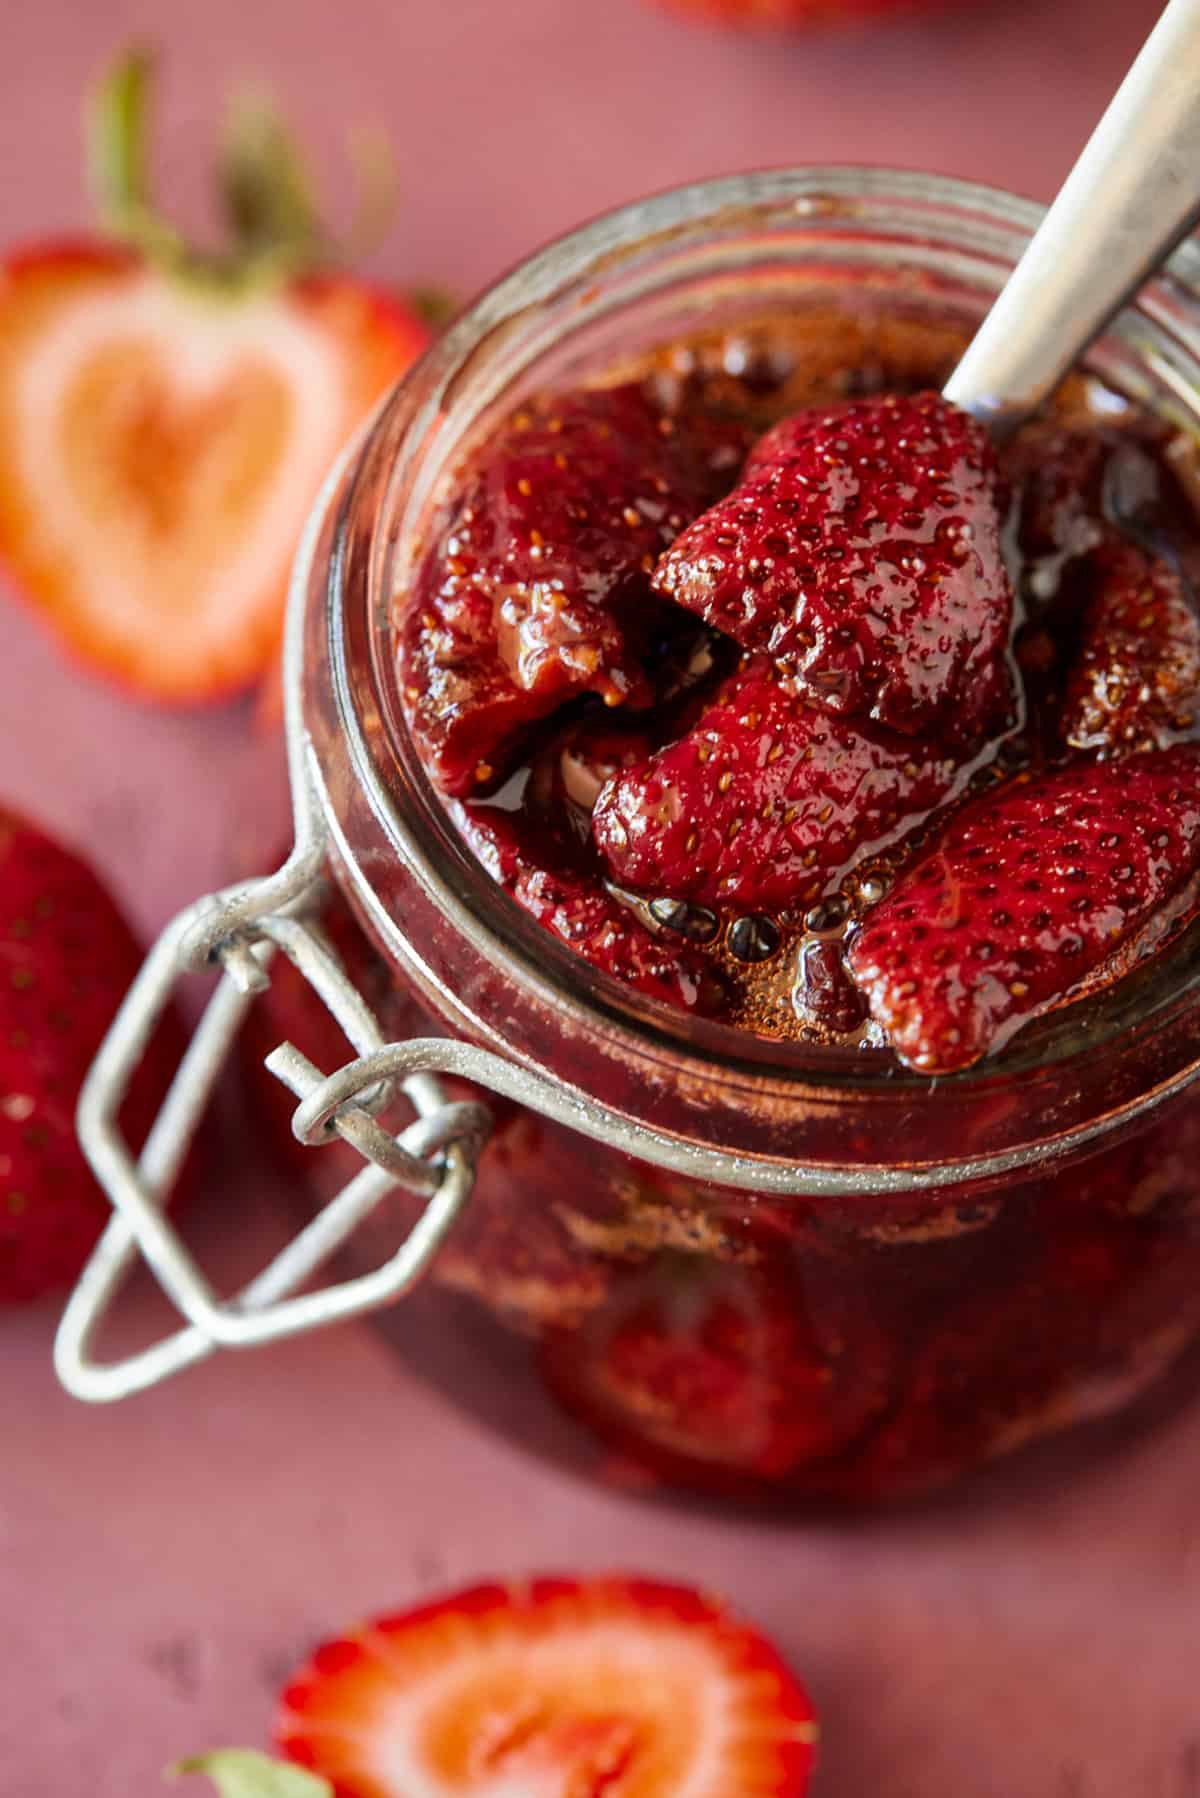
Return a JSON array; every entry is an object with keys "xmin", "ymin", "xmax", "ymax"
[{"xmin": 396, "ymin": 309, "xmax": 1200, "ymax": 1075}]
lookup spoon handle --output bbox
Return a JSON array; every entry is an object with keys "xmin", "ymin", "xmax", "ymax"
[{"xmin": 944, "ymin": 0, "xmax": 1200, "ymax": 431}]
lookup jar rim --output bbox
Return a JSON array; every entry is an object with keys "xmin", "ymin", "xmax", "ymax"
[{"xmin": 302, "ymin": 165, "xmax": 1200, "ymax": 1187}]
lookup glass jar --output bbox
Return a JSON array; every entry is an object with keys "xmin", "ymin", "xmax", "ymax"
[{"xmin": 66, "ymin": 169, "xmax": 1200, "ymax": 1504}]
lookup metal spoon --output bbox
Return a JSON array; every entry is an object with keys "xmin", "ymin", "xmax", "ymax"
[{"xmin": 944, "ymin": 0, "xmax": 1200, "ymax": 433}]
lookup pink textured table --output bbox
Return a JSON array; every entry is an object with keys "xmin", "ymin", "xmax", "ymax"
[{"xmin": 5, "ymin": 1, "xmax": 1199, "ymax": 1793}]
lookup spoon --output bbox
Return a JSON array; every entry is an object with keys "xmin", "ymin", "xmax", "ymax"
[{"xmin": 944, "ymin": 0, "xmax": 1200, "ymax": 433}]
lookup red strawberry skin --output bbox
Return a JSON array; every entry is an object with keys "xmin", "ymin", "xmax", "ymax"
[
  {"xmin": 449, "ymin": 798, "xmax": 713, "ymax": 1009},
  {"xmin": 0, "ymin": 808, "xmax": 185, "ymax": 1301},
  {"xmin": 653, "ymin": 0, "xmax": 952, "ymax": 26},
  {"xmin": 400, "ymin": 386, "xmax": 707, "ymax": 796},
  {"xmin": 651, "ymin": 392, "xmax": 1013, "ymax": 747},
  {"xmin": 847, "ymin": 748, "xmax": 1200, "ymax": 1074},
  {"xmin": 277, "ymin": 1575, "xmax": 817, "ymax": 1798},
  {"xmin": 592, "ymin": 657, "xmax": 960, "ymax": 910},
  {"xmin": 1060, "ymin": 542, "xmax": 1200, "ymax": 757}
]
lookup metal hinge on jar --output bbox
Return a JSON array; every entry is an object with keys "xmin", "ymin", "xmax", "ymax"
[{"xmin": 54, "ymin": 750, "xmax": 494, "ymax": 1404}]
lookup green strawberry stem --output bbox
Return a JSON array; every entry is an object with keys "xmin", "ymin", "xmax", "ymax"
[
  {"xmin": 87, "ymin": 47, "xmax": 398, "ymax": 293},
  {"xmin": 171, "ymin": 1748, "xmax": 332, "ymax": 1798}
]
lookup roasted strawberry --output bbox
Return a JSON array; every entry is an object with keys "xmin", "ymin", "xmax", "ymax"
[
  {"xmin": 543, "ymin": 1258, "xmax": 891, "ymax": 1495},
  {"xmin": 400, "ymin": 386, "xmax": 707, "ymax": 796},
  {"xmin": 0, "ymin": 807, "xmax": 186, "ymax": 1301},
  {"xmin": 1059, "ymin": 542, "xmax": 1200, "ymax": 757},
  {"xmin": 651, "ymin": 392, "xmax": 1013, "ymax": 746},
  {"xmin": 592, "ymin": 657, "xmax": 960, "ymax": 910},
  {"xmin": 1004, "ymin": 422, "xmax": 1114, "ymax": 569},
  {"xmin": 847, "ymin": 747, "xmax": 1200, "ymax": 1074},
  {"xmin": 450, "ymin": 799, "xmax": 713, "ymax": 1009},
  {"xmin": 275, "ymin": 1576, "xmax": 817, "ymax": 1797},
  {"xmin": 0, "ymin": 55, "xmax": 429, "ymax": 706}
]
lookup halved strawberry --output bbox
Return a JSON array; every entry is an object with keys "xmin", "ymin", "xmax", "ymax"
[
  {"xmin": 651, "ymin": 391, "xmax": 1013, "ymax": 748},
  {"xmin": 847, "ymin": 747, "xmax": 1200, "ymax": 1073},
  {"xmin": 592, "ymin": 656, "xmax": 961, "ymax": 910},
  {"xmin": 275, "ymin": 1575, "xmax": 817, "ymax": 1797},
  {"xmin": 0, "ymin": 53, "xmax": 429, "ymax": 704}
]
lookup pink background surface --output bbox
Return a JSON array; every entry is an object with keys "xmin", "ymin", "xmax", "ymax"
[{"xmin": 4, "ymin": 1, "xmax": 1200, "ymax": 1794}]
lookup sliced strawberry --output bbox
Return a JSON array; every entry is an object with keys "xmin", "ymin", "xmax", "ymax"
[
  {"xmin": 651, "ymin": 391, "xmax": 1013, "ymax": 746},
  {"xmin": 0, "ymin": 56, "xmax": 430, "ymax": 705},
  {"xmin": 0, "ymin": 805, "xmax": 188, "ymax": 1300},
  {"xmin": 450, "ymin": 798, "xmax": 714, "ymax": 1010},
  {"xmin": 543, "ymin": 1260, "xmax": 892, "ymax": 1494},
  {"xmin": 276, "ymin": 1575, "xmax": 817, "ymax": 1797},
  {"xmin": 1060, "ymin": 541, "xmax": 1200, "ymax": 756},
  {"xmin": 400, "ymin": 385, "xmax": 706, "ymax": 795},
  {"xmin": 847, "ymin": 747, "xmax": 1200, "ymax": 1073},
  {"xmin": 0, "ymin": 247, "xmax": 425, "ymax": 704},
  {"xmin": 592, "ymin": 657, "xmax": 961, "ymax": 911}
]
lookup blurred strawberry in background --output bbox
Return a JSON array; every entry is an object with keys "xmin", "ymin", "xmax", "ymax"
[
  {"xmin": 650, "ymin": 0, "xmax": 952, "ymax": 27},
  {"xmin": 0, "ymin": 50, "xmax": 430, "ymax": 709},
  {"xmin": 0, "ymin": 806, "xmax": 187, "ymax": 1302}
]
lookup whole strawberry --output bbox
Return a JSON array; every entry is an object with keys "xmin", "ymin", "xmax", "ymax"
[
  {"xmin": 0, "ymin": 807, "xmax": 182, "ymax": 1301},
  {"xmin": 647, "ymin": 0, "xmax": 956, "ymax": 35}
]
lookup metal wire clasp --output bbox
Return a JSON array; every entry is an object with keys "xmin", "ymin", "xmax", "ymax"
[{"xmin": 53, "ymin": 831, "xmax": 492, "ymax": 1404}]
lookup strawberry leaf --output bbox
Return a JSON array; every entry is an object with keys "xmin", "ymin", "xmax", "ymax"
[
  {"xmin": 219, "ymin": 91, "xmax": 324, "ymax": 272},
  {"xmin": 87, "ymin": 47, "xmax": 183, "ymax": 263},
  {"xmin": 171, "ymin": 1749, "xmax": 331, "ymax": 1798}
]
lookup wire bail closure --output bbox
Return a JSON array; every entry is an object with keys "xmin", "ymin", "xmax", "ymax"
[{"xmin": 54, "ymin": 627, "xmax": 494, "ymax": 1405}]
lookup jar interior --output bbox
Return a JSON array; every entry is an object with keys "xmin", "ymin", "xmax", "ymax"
[{"xmin": 312, "ymin": 172, "xmax": 1200, "ymax": 1184}]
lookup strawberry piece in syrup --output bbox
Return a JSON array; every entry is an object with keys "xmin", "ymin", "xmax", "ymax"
[
  {"xmin": 651, "ymin": 391, "xmax": 1014, "ymax": 747},
  {"xmin": 1060, "ymin": 541, "xmax": 1200, "ymax": 757},
  {"xmin": 847, "ymin": 747, "xmax": 1200, "ymax": 1074},
  {"xmin": 449, "ymin": 798, "xmax": 713, "ymax": 1011},
  {"xmin": 592, "ymin": 657, "xmax": 961, "ymax": 911},
  {"xmin": 542, "ymin": 1258, "xmax": 893, "ymax": 1494},
  {"xmin": 400, "ymin": 386, "xmax": 709, "ymax": 796}
]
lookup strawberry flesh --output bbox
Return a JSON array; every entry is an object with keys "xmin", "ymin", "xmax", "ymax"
[
  {"xmin": 592, "ymin": 657, "xmax": 961, "ymax": 910},
  {"xmin": 400, "ymin": 386, "xmax": 709, "ymax": 795},
  {"xmin": 449, "ymin": 798, "xmax": 714, "ymax": 1010},
  {"xmin": 0, "ymin": 248, "xmax": 429, "ymax": 703},
  {"xmin": 651, "ymin": 391, "xmax": 1014, "ymax": 746},
  {"xmin": 847, "ymin": 748, "xmax": 1200, "ymax": 1073},
  {"xmin": 276, "ymin": 1575, "xmax": 818, "ymax": 1798}
]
